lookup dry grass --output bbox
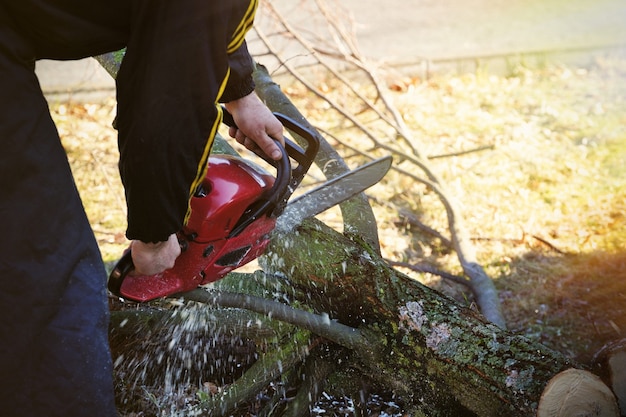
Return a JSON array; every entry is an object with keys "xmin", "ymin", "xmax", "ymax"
[
  {"xmin": 52, "ymin": 99, "xmax": 127, "ymax": 263},
  {"xmin": 52, "ymin": 55, "xmax": 626, "ymax": 364},
  {"xmin": 403, "ymin": 58, "xmax": 626, "ymax": 362}
]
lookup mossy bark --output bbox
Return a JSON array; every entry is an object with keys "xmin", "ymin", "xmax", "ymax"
[{"xmin": 260, "ymin": 220, "xmax": 579, "ymax": 416}]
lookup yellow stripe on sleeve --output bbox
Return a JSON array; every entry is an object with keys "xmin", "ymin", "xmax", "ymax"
[
  {"xmin": 227, "ymin": 0, "xmax": 258, "ymax": 53},
  {"xmin": 183, "ymin": 68, "xmax": 232, "ymax": 225}
]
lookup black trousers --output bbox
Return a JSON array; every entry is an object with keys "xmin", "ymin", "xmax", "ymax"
[{"xmin": 0, "ymin": 1, "xmax": 256, "ymax": 415}]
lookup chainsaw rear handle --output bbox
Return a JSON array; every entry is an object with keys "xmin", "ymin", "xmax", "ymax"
[
  {"xmin": 220, "ymin": 107, "xmax": 319, "ymax": 189},
  {"xmin": 108, "ymin": 250, "xmax": 133, "ymax": 298},
  {"xmin": 221, "ymin": 107, "xmax": 319, "ymax": 236},
  {"xmin": 108, "ymin": 236, "xmax": 189, "ymax": 298}
]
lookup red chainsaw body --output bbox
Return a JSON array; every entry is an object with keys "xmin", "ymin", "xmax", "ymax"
[
  {"xmin": 108, "ymin": 110, "xmax": 320, "ymax": 302},
  {"xmin": 116, "ymin": 155, "xmax": 277, "ymax": 302}
]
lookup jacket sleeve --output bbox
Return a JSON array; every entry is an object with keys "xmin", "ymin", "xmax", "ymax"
[
  {"xmin": 116, "ymin": 3, "xmax": 259, "ymax": 244},
  {"xmin": 219, "ymin": 40, "xmax": 256, "ymax": 103}
]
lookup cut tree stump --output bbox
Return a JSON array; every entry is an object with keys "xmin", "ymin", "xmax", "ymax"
[{"xmin": 538, "ymin": 369, "xmax": 619, "ymax": 417}]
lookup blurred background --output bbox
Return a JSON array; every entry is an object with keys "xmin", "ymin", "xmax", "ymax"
[{"xmin": 36, "ymin": 0, "xmax": 626, "ymax": 102}]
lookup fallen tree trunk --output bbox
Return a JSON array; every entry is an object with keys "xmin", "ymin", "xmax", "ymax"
[
  {"xmin": 237, "ymin": 220, "xmax": 618, "ymax": 416},
  {"xmin": 111, "ymin": 219, "xmax": 619, "ymax": 416}
]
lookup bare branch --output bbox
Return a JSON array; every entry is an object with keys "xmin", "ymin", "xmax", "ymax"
[
  {"xmin": 193, "ymin": 329, "xmax": 312, "ymax": 416},
  {"xmin": 388, "ymin": 261, "xmax": 470, "ymax": 287},
  {"xmin": 181, "ymin": 289, "xmax": 367, "ymax": 352}
]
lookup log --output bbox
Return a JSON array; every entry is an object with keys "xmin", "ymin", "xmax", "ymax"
[
  {"xmin": 256, "ymin": 220, "xmax": 619, "ymax": 416},
  {"xmin": 108, "ymin": 222, "xmax": 620, "ymax": 416},
  {"xmin": 537, "ymin": 369, "xmax": 619, "ymax": 417}
]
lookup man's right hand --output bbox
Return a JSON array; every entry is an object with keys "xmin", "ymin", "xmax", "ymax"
[{"xmin": 130, "ymin": 233, "xmax": 181, "ymax": 275}]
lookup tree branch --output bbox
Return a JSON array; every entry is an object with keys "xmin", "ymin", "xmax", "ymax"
[
  {"xmin": 193, "ymin": 329, "xmax": 312, "ymax": 416},
  {"xmin": 181, "ymin": 289, "xmax": 367, "ymax": 352},
  {"xmin": 252, "ymin": 64, "xmax": 381, "ymax": 251}
]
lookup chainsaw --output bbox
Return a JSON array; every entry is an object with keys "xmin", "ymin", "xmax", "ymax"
[{"xmin": 108, "ymin": 109, "xmax": 392, "ymax": 302}]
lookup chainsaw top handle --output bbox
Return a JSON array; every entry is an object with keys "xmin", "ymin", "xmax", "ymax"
[{"xmin": 221, "ymin": 107, "xmax": 319, "ymax": 237}]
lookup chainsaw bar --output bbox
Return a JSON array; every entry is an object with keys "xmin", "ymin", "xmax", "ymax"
[{"xmin": 275, "ymin": 155, "xmax": 393, "ymax": 233}]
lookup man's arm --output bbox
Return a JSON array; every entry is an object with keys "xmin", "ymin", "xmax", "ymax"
[
  {"xmin": 220, "ymin": 41, "xmax": 284, "ymax": 160},
  {"xmin": 125, "ymin": 37, "xmax": 283, "ymax": 275},
  {"xmin": 130, "ymin": 91, "xmax": 283, "ymax": 275}
]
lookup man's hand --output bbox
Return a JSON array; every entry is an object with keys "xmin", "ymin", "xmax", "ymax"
[
  {"xmin": 224, "ymin": 91, "xmax": 284, "ymax": 160},
  {"xmin": 130, "ymin": 233, "xmax": 181, "ymax": 275}
]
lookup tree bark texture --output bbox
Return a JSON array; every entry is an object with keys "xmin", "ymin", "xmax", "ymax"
[{"xmin": 258, "ymin": 220, "xmax": 596, "ymax": 416}]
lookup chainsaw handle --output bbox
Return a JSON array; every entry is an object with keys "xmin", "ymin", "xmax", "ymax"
[
  {"xmin": 221, "ymin": 108, "xmax": 319, "ymax": 236},
  {"xmin": 108, "ymin": 250, "xmax": 133, "ymax": 298},
  {"xmin": 220, "ymin": 107, "xmax": 319, "ymax": 188},
  {"xmin": 227, "ymin": 139, "xmax": 291, "ymax": 237},
  {"xmin": 108, "ymin": 236, "xmax": 190, "ymax": 298},
  {"xmin": 272, "ymin": 113, "xmax": 320, "ymax": 214}
]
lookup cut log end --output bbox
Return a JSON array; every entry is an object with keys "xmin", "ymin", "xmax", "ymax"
[{"xmin": 537, "ymin": 368, "xmax": 619, "ymax": 417}]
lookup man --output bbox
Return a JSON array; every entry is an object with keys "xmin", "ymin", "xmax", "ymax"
[{"xmin": 0, "ymin": 1, "xmax": 282, "ymax": 415}]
